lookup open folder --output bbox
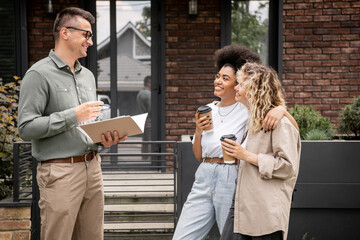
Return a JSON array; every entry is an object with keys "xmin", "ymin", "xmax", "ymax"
[{"xmin": 77, "ymin": 113, "xmax": 148, "ymax": 143}]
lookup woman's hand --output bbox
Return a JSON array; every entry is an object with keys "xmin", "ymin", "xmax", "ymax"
[
  {"xmin": 221, "ymin": 138, "xmax": 247, "ymax": 160},
  {"xmin": 221, "ymin": 138, "xmax": 258, "ymax": 166},
  {"xmin": 262, "ymin": 106, "xmax": 286, "ymax": 132},
  {"xmin": 195, "ymin": 112, "xmax": 212, "ymax": 135}
]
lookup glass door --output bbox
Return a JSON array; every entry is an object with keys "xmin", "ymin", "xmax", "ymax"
[{"xmin": 96, "ymin": 0, "xmax": 152, "ymax": 141}]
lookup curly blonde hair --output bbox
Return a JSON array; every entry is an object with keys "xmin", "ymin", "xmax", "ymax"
[{"xmin": 237, "ymin": 62, "xmax": 286, "ymax": 133}]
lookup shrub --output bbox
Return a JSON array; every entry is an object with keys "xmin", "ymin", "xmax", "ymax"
[
  {"xmin": 0, "ymin": 76, "xmax": 21, "ymax": 200},
  {"xmin": 338, "ymin": 96, "xmax": 360, "ymax": 137},
  {"xmin": 289, "ymin": 104, "xmax": 334, "ymax": 140},
  {"xmin": 304, "ymin": 129, "xmax": 331, "ymax": 140}
]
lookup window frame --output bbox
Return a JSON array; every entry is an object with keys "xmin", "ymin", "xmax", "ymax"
[
  {"xmin": 81, "ymin": 0, "xmax": 166, "ymax": 141},
  {"xmin": 221, "ymin": 0, "xmax": 283, "ymax": 80}
]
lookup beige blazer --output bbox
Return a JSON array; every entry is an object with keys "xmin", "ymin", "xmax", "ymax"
[{"xmin": 234, "ymin": 117, "xmax": 301, "ymax": 240}]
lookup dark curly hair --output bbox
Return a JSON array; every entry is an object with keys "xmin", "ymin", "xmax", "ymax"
[{"xmin": 215, "ymin": 44, "xmax": 261, "ymax": 73}]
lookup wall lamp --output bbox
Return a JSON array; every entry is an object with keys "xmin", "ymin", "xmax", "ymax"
[
  {"xmin": 47, "ymin": 0, "xmax": 56, "ymax": 18},
  {"xmin": 47, "ymin": 0, "xmax": 54, "ymax": 14},
  {"xmin": 189, "ymin": 0, "xmax": 197, "ymax": 17}
]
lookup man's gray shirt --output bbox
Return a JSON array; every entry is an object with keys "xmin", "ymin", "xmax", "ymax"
[{"xmin": 18, "ymin": 50, "xmax": 98, "ymax": 161}]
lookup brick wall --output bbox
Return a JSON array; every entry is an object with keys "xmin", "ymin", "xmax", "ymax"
[
  {"xmin": 165, "ymin": 0, "xmax": 221, "ymax": 141},
  {"xmin": 0, "ymin": 207, "xmax": 31, "ymax": 240},
  {"xmin": 28, "ymin": 0, "xmax": 80, "ymax": 66},
  {"xmin": 282, "ymin": 0, "xmax": 360, "ymax": 124}
]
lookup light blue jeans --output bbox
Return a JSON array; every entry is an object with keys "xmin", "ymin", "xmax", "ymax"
[{"xmin": 173, "ymin": 162, "xmax": 238, "ymax": 240}]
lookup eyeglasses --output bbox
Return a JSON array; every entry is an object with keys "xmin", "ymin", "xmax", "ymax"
[{"xmin": 65, "ymin": 26, "xmax": 93, "ymax": 40}]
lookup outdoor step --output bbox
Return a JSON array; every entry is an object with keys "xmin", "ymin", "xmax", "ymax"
[
  {"xmin": 104, "ymin": 203, "xmax": 174, "ymax": 213},
  {"xmin": 104, "ymin": 179, "xmax": 174, "ymax": 185},
  {"xmin": 102, "ymin": 171, "xmax": 174, "ymax": 180},
  {"xmin": 104, "ymin": 235, "xmax": 173, "ymax": 240},
  {"xmin": 104, "ymin": 213, "xmax": 174, "ymax": 222},
  {"xmin": 101, "ymin": 170, "xmax": 176, "ymax": 238},
  {"xmin": 104, "ymin": 222, "xmax": 174, "ymax": 239},
  {"xmin": 104, "ymin": 222, "xmax": 174, "ymax": 232},
  {"xmin": 104, "ymin": 231, "xmax": 173, "ymax": 240},
  {"xmin": 105, "ymin": 196, "xmax": 174, "ymax": 204},
  {"xmin": 104, "ymin": 185, "xmax": 174, "ymax": 193}
]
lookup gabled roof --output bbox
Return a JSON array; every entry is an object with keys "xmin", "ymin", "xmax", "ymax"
[
  {"xmin": 97, "ymin": 54, "xmax": 150, "ymax": 92},
  {"xmin": 97, "ymin": 21, "xmax": 151, "ymax": 51}
]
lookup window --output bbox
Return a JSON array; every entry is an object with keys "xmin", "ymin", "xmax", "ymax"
[
  {"xmin": 96, "ymin": 1, "xmax": 151, "ymax": 117},
  {"xmin": 223, "ymin": 0, "xmax": 282, "ymax": 76},
  {"xmin": 231, "ymin": 0, "xmax": 269, "ymax": 65}
]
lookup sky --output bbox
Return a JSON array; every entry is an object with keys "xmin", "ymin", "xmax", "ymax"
[
  {"xmin": 247, "ymin": 1, "xmax": 269, "ymax": 23},
  {"xmin": 96, "ymin": 1, "xmax": 150, "ymax": 44}
]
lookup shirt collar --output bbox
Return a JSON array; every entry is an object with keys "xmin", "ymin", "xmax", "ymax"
[{"xmin": 49, "ymin": 49, "xmax": 82, "ymax": 72}]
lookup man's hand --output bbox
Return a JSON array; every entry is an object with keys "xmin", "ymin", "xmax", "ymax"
[
  {"xmin": 75, "ymin": 101, "xmax": 104, "ymax": 123},
  {"xmin": 101, "ymin": 130, "xmax": 127, "ymax": 147}
]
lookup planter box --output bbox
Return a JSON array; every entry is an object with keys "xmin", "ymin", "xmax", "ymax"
[{"xmin": 289, "ymin": 140, "xmax": 360, "ymax": 240}]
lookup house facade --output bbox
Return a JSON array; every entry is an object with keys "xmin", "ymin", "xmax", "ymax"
[{"xmin": 1, "ymin": 0, "xmax": 359, "ymax": 142}]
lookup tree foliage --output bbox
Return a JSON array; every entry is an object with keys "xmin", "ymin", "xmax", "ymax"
[
  {"xmin": 231, "ymin": 1, "xmax": 268, "ymax": 56},
  {"xmin": 135, "ymin": 6, "xmax": 151, "ymax": 40},
  {"xmin": 0, "ymin": 76, "xmax": 21, "ymax": 200}
]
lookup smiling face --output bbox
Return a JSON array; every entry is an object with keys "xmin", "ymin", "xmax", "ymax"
[
  {"xmin": 66, "ymin": 16, "xmax": 93, "ymax": 59},
  {"xmin": 213, "ymin": 66, "xmax": 237, "ymax": 101},
  {"xmin": 234, "ymin": 72, "xmax": 248, "ymax": 106}
]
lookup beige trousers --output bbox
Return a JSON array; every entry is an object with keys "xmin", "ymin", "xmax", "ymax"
[{"xmin": 37, "ymin": 154, "xmax": 104, "ymax": 240}]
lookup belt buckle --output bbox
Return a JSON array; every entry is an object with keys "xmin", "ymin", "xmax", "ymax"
[
  {"xmin": 84, "ymin": 151, "xmax": 92, "ymax": 162},
  {"xmin": 202, "ymin": 157, "xmax": 213, "ymax": 163}
]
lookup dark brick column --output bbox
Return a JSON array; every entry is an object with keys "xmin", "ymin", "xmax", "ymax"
[
  {"xmin": 27, "ymin": 0, "xmax": 80, "ymax": 66},
  {"xmin": 165, "ymin": 0, "xmax": 221, "ymax": 141}
]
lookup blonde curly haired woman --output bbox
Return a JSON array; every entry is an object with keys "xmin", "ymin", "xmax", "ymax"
[{"xmin": 220, "ymin": 63, "xmax": 301, "ymax": 240}]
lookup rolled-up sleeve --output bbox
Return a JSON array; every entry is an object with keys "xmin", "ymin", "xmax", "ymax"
[
  {"xmin": 18, "ymin": 70, "xmax": 78, "ymax": 141},
  {"xmin": 257, "ymin": 120, "xmax": 301, "ymax": 180}
]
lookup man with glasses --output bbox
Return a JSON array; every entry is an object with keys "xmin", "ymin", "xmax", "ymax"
[{"xmin": 18, "ymin": 7, "xmax": 126, "ymax": 240}]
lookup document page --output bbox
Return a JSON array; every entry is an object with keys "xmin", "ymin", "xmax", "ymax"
[{"xmin": 77, "ymin": 113, "xmax": 148, "ymax": 143}]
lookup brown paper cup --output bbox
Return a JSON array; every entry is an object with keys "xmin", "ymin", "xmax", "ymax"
[
  {"xmin": 220, "ymin": 134, "xmax": 237, "ymax": 164},
  {"xmin": 197, "ymin": 105, "xmax": 213, "ymax": 132}
]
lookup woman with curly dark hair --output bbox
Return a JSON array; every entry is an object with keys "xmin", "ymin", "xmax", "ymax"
[
  {"xmin": 220, "ymin": 63, "xmax": 301, "ymax": 240},
  {"xmin": 172, "ymin": 45, "xmax": 298, "ymax": 240}
]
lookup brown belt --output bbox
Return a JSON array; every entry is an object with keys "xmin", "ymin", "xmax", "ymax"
[
  {"xmin": 203, "ymin": 157, "xmax": 239, "ymax": 165},
  {"xmin": 41, "ymin": 151, "xmax": 98, "ymax": 164}
]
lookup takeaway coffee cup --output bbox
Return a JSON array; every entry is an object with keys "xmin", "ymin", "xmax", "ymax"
[
  {"xmin": 197, "ymin": 105, "xmax": 213, "ymax": 132},
  {"xmin": 220, "ymin": 134, "xmax": 237, "ymax": 164}
]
